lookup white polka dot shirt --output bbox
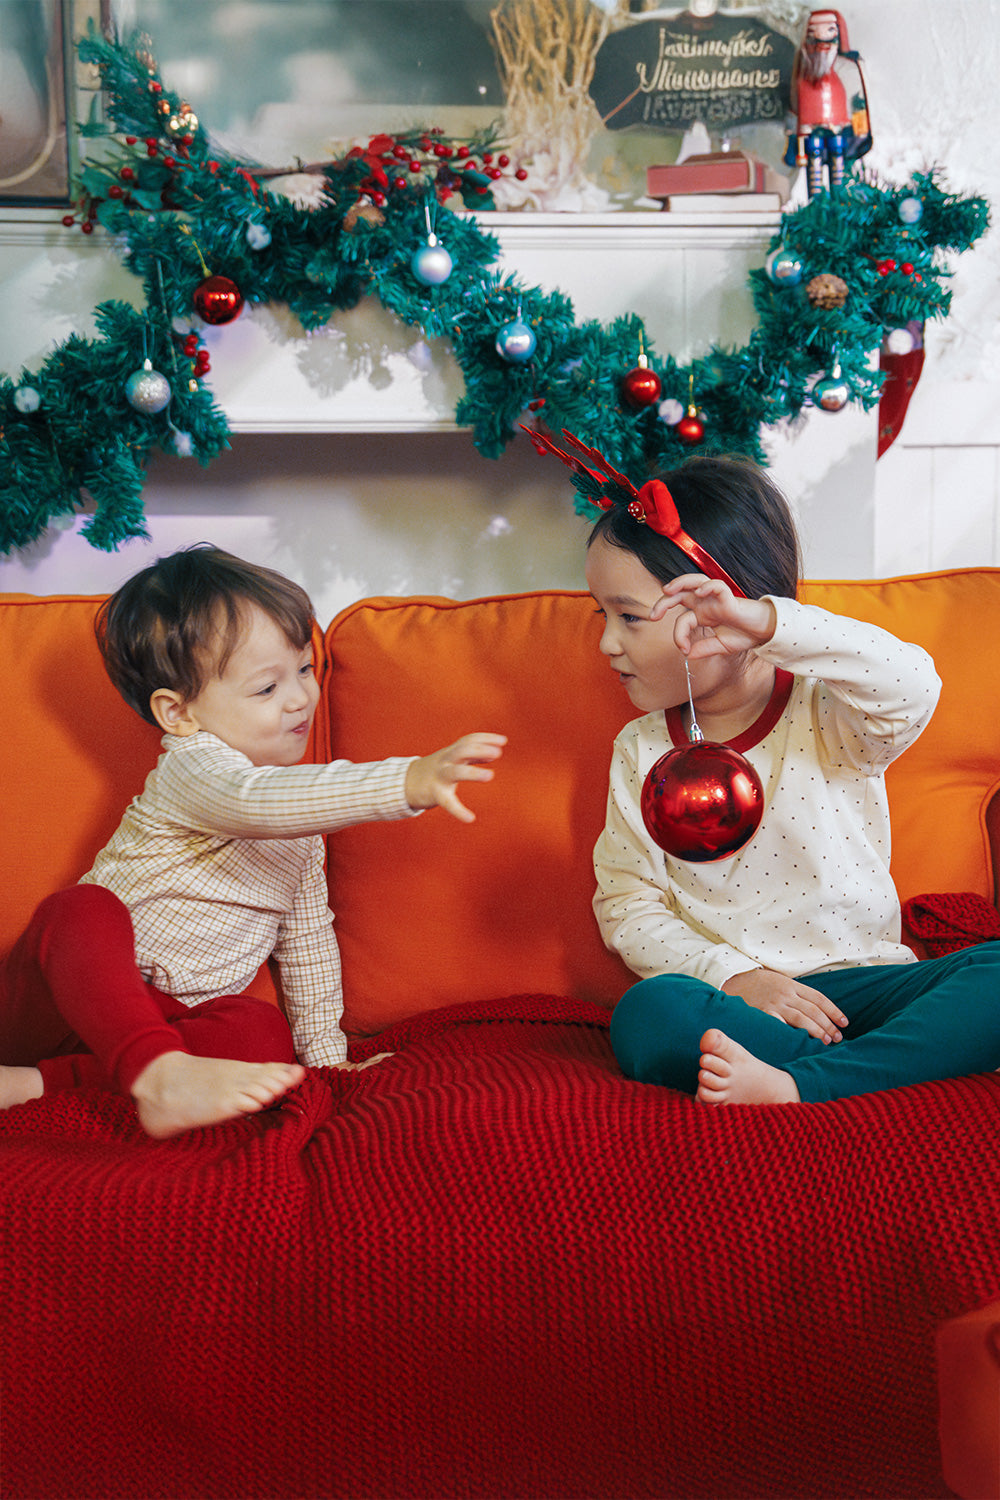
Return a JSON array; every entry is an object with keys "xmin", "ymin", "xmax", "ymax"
[{"xmin": 593, "ymin": 596, "xmax": 942, "ymax": 990}]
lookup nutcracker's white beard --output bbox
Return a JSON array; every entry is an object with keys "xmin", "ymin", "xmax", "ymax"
[{"xmin": 800, "ymin": 40, "xmax": 838, "ymax": 80}]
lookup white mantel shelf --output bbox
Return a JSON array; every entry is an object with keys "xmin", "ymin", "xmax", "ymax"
[{"xmin": 1, "ymin": 208, "xmax": 781, "ymax": 434}]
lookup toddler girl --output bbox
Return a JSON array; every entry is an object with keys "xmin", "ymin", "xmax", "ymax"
[{"xmin": 533, "ymin": 427, "xmax": 1000, "ymax": 1105}]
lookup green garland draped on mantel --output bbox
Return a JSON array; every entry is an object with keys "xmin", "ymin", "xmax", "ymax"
[{"xmin": 0, "ymin": 23, "xmax": 990, "ymax": 555}]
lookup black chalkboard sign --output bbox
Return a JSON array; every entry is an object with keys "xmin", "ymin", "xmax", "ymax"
[{"xmin": 591, "ymin": 12, "xmax": 795, "ymax": 132}]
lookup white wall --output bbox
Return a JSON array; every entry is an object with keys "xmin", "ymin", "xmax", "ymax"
[
  {"xmin": 1, "ymin": 0, "xmax": 997, "ymax": 615},
  {"xmin": 862, "ymin": 0, "xmax": 1000, "ymax": 575}
]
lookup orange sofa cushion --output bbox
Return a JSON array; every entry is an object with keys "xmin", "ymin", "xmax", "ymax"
[
  {"xmin": 0, "ymin": 596, "xmax": 325, "ymax": 1013},
  {"xmin": 322, "ymin": 573, "xmax": 1000, "ymax": 1039},
  {"xmin": 317, "ymin": 592, "xmax": 637, "ymax": 1037},
  {"xmin": 0, "ymin": 595, "xmax": 163, "ymax": 956},
  {"xmin": 799, "ymin": 570, "xmax": 1000, "ymax": 908}
]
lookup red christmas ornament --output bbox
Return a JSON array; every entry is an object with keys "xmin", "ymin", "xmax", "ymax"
[
  {"xmin": 622, "ymin": 357, "xmax": 662, "ymax": 409},
  {"xmin": 641, "ymin": 742, "xmax": 764, "ymax": 862},
  {"xmin": 677, "ymin": 405, "xmax": 705, "ymax": 444},
  {"xmin": 193, "ymin": 274, "xmax": 244, "ymax": 325}
]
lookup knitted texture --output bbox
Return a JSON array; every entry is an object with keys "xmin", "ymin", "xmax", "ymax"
[
  {"xmin": 902, "ymin": 890, "xmax": 1000, "ymax": 957},
  {"xmin": 3, "ymin": 994, "xmax": 1000, "ymax": 1500}
]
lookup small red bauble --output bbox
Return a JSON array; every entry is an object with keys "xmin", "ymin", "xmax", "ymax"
[
  {"xmin": 622, "ymin": 363, "xmax": 662, "ymax": 409},
  {"xmin": 641, "ymin": 742, "xmax": 764, "ymax": 861},
  {"xmin": 677, "ymin": 407, "xmax": 705, "ymax": 444},
  {"xmin": 193, "ymin": 274, "xmax": 244, "ymax": 325}
]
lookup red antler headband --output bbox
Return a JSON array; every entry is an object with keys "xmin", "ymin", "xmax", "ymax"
[{"xmin": 520, "ymin": 425, "xmax": 745, "ymax": 598}]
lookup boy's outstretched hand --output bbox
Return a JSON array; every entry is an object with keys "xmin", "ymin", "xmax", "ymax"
[{"xmin": 405, "ymin": 733, "xmax": 507, "ymax": 823}]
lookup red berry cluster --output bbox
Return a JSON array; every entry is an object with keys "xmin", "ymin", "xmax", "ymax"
[
  {"xmin": 877, "ymin": 257, "xmax": 924, "ymax": 284},
  {"xmin": 181, "ymin": 331, "xmax": 210, "ymax": 379},
  {"xmin": 345, "ymin": 130, "xmax": 527, "ymax": 207},
  {"xmin": 60, "ymin": 128, "xmax": 202, "ymax": 232}
]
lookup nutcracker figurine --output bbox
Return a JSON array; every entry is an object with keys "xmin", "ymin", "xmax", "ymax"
[{"xmin": 785, "ymin": 9, "xmax": 872, "ymax": 195}]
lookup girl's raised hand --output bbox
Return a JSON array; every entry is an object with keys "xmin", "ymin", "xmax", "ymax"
[
  {"xmin": 405, "ymin": 732, "xmax": 507, "ymax": 823},
  {"xmin": 649, "ymin": 573, "xmax": 776, "ymax": 659}
]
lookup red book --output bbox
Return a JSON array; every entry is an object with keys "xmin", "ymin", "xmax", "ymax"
[{"xmin": 646, "ymin": 151, "xmax": 766, "ymax": 199}]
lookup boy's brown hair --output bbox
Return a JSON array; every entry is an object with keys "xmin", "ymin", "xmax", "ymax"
[{"xmin": 95, "ymin": 544, "xmax": 315, "ymax": 725}]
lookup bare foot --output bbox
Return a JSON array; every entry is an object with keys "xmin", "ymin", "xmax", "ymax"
[
  {"xmin": 132, "ymin": 1051, "xmax": 306, "ymax": 1139},
  {"xmin": 0, "ymin": 1064, "xmax": 43, "ymax": 1110},
  {"xmin": 696, "ymin": 1028, "xmax": 800, "ymax": 1106}
]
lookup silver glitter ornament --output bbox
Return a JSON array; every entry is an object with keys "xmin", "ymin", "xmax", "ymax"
[{"xmin": 125, "ymin": 359, "xmax": 172, "ymax": 414}]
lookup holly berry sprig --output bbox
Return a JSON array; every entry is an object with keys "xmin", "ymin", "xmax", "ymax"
[
  {"xmin": 61, "ymin": 123, "xmax": 527, "ymax": 239},
  {"xmin": 327, "ymin": 127, "xmax": 528, "ymax": 210}
]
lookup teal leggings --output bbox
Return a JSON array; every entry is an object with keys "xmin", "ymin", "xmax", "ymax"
[{"xmin": 610, "ymin": 944, "xmax": 1000, "ymax": 1102}]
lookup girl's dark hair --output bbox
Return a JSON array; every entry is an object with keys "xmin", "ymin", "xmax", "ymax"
[
  {"xmin": 95, "ymin": 544, "xmax": 315, "ymax": 725},
  {"xmin": 587, "ymin": 455, "xmax": 801, "ymax": 601}
]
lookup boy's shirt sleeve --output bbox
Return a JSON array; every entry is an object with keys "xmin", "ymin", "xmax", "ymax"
[
  {"xmin": 272, "ymin": 838, "xmax": 348, "ymax": 1067},
  {"xmin": 156, "ymin": 733, "xmax": 419, "ymax": 838}
]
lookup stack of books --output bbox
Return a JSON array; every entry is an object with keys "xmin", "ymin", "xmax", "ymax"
[{"xmin": 646, "ymin": 151, "xmax": 786, "ymax": 212}]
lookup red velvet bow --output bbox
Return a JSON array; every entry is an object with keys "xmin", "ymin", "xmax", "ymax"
[{"xmin": 520, "ymin": 425, "xmax": 745, "ymax": 597}]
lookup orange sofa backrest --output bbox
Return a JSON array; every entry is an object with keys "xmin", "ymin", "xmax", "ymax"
[
  {"xmin": 0, "ymin": 595, "xmax": 163, "ymax": 954},
  {"xmin": 315, "ymin": 592, "xmax": 637, "ymax": 1036},
  {"xmin": 321, "ymin": 573, "xmax": 1000, "ymax": 1037},
  {"xmin": 2, "ymin": 571, "xmax": 999, "ymax": 1041},
  {"xmin": 0, "ymin": 595, "xmax": 325, "ymax": 994}
]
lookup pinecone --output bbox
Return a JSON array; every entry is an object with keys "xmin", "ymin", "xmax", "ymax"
[{"xmin": 806, "ymin": 273, "xmax": 849, "ymax": 309}]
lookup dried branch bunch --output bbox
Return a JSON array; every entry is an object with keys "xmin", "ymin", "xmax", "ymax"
[{"xmin": 490, "ymin": 0, "xmax": 622, "ymax": 176}]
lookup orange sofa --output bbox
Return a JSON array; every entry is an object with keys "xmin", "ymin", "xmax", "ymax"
[{"xmin": 3, "ymin": 571, "xmax": 1000, "ymax": 1500}]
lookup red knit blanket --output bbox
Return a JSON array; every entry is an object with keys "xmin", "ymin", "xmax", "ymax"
[
  {"xmin": 902, "ymin": 889, "xmax": 1000, "ymax": 956},
  {"xmin": 3, "ymin": 994, "xmax": 1000, "ymax": 1500}
]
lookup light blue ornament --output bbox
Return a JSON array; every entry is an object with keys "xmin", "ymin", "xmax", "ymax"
[
  {"xmin": 411, "ymin": 234, "xmax": 453, "ymax": 286},
  {"xmin": 246, "ymin": 221, "xmax": 272, "ymax": 250},
  {"xmin": 898, "ymin": 196, "xmax": 924, "ymax": 225},
  {"xmin": 495, "ymin": 318, "xmax": 537, "ymax": 363},
  {"xmin": 765, "ymin": 246, "xmax": 804, "ymax": 287},
  {"xmin": 812, "ymin": 364, "xmax": 850, "ymax": 412},
  {"xmin": 13, "ymin": 386, "xmax": 41, "ymax": 413}
]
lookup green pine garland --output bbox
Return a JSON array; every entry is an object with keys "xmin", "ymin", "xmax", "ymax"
[{"xmin": 0, "ymin": 22, "xmax": 991, "ymax": 555}]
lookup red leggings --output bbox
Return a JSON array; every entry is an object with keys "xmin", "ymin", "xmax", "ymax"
[{"xmin": 0, "ymin": 885, "xmax": 296, "ymax": 1095}]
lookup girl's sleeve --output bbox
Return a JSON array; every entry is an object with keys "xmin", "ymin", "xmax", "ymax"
[
  {"xmin": 272, "ymin": 838, "xmax": 348, "ymax": 1067},
  {"xmin": 756, "ymin": 597, "xmax": 941, "ymax": 773},
  {"xmin": 593, "ymin": 732, "xmax": 760, "ymax": 989},
  {"xmin": 158, "ymin": 735, "xmax": 419, "ymax": 838}
]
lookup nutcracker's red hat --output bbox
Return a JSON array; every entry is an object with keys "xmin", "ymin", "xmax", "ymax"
[{"xmin": 806, "ymin": 8, "xmax": 850, "ymax": 54}]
